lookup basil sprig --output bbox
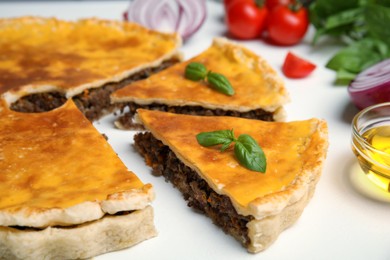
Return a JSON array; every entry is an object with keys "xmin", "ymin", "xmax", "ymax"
[
  {"xmin": 196, "ymin": 129, "xmax": 266, "ymax": 173},
  {"xmin": 184, "ymin": 62, "xmax": 235, "ymax": 96},
  {"xmin": 309, "ymin": 0, "xmax": 390, "ymax": 84}
]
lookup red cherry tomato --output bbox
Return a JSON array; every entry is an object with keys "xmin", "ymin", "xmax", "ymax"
[
  {"xmin": 226, "ymin": 0, "xmax": 268, "ymax": 39},
  {"xmin": 282, "ymin": 52, "xmax": 316, "ymax": 78},
  {"xmin": 266, "ymin": 5, "xmax": 309, "ymax": 46},
  {"xmin": 265, "ymin": 0, "xmax": 293, "ymax": 11}
]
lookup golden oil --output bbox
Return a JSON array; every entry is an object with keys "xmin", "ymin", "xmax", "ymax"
[{"xmin": 352, "ymin": 125, "xmax": 390, "ymax": 192}]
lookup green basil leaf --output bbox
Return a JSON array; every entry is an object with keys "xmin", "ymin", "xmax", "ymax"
[
  {"xmin": 365, "ymin": 4, "xmax": 390, "ymax": 45},
  {"xmin": 221, "ymin": 141, "xmax": 233, "ymax": 152},
  {"xmin": 376, "ymin": 0, "xmax": 390, "ymax": 7},
  {"xmin": 206, "ymin": 72, "xmax": 235, "ymax": 96},
  {"xmin": 309, "ymin": 0, "xmax": 360, "ymax": 29},
  {"xmin": 234, "ymin": 134, "xmax": 266, "ymax": 173},
  {"xmin": 196, "ymin": 129, "xmax": 235, "ymax": 148},
  {"xmin": 326, "ymin": 38, "xmax": 388, "ymax": 73},
  {"xmin": 324, "ymin": 7, "xmax": 364, "ymax": 30},
  {"xmin": 334, "ymin": 69, "xmax": 357, "ymax": 85},
  {"xmin": 185, "ymin": 62, "xmax": 208, "ymax": 81}
]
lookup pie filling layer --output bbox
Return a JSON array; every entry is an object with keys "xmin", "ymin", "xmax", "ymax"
[
  {"xmin": 9, "ymin": 59, "xmax": 179, "ymax": 121},
  {"xmin": 118, "ymin": 103, "xmax": 275, "ymax": 129},
  {"xmin": 134, "ymin": 132, "xmax": 254, "ymax": 247}
]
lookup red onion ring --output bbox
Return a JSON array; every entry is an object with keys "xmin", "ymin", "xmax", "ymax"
[
  {"xmin": 348, "ymin": 59, "xmax": 390, "ymax": 110},
  {"xmin": 123, "ymin": 0, "xmax": 207, "ymax": 40}
]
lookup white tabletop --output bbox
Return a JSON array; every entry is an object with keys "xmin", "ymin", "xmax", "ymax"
[{"xmin": 1, "ymin": 1, "xmax": 390, "ymax": 260}]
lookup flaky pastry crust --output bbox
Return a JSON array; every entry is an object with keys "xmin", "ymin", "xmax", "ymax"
[
  {"xmin": 0, "ymin": 100, "xmax": 154, "ymax": 228},
  {"xmin": 0, "ymin": 16, "xmax": 182, "ymax": 105},
  {"xmin": 112, "ymin": 37, "xmax": 289, "ymax": 116}
]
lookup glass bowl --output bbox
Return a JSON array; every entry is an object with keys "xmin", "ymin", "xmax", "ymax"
[{"xmin": 351, "ymin": 102, "xmax": 390, "ymax": 192}]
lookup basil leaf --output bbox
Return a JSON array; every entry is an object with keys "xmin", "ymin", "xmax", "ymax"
[
  {"xmin": 376, "ymin": 0, "xmax": 390, "ymax": 7},
  {"xmin": 221, "ymin": 141, "xmax": 233, "ymax": 152},
  {"xmin": 324, "ymin": 8, "xmax": 364, "ymax": 30},
  {"xmin": 326, "ymin": 38, "xmax": 388, "ymax": 73},
  {"xmin": 206, "ymin": 72, "xmax": 235, "ymax": 96},
  {"xmin": 185, "ymin": 62, "xmax": 207, "ymax": 81},
  {"xmin": 196, "ymin": 129, "xmax": 235, "ymax": 148},
  {"xmin": 309, "ymin": 0, "xmax": 360, "ymax": 29},
  {"xmin": 234, "ymin": 134, "xmax": 266, "ymax": 173},
  {"xmin": 335, "ymin": 69, "xmax": 357, "ymax": 85},
  {"xmin": 365, "ymin": 4, "xmax": 390, "ymax": 46}
]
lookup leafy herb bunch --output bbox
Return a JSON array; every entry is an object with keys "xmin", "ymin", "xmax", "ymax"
[{"xmin": 310, "ymin": 0, "xmax": 390, "ymax": 84}]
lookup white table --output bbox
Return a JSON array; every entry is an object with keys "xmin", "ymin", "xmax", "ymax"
[{"xmin": 1, "ymin": 1, "xmax": 390, "ymax": 259}]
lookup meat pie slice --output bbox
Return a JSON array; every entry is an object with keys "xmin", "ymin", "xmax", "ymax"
[
  {"xmin": 111, "ymin": 37, "xmax": 289, "ymax": 129},
  {"xmin": 0, "ymin": 100, "xmax": 156, "ymax": 259},
  {"xmin": 0, "ymin": 16, "xmax": 181, "ymax": 121},
  {"xmin": 134, "ymin": 109, "xmax": 328, "ymax": 253}
]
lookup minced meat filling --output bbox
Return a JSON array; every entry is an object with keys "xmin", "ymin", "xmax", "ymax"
[
  {"xmin": 117, "ymin": 102, "xmax": 275, "ymax": 129},
  {"xmin": 9, "ymin": 59, "xmax": 179, "ymax": 121},
  {"xmin": 133, "ymin": 132, "xmax": 254, "ymax": 248}
]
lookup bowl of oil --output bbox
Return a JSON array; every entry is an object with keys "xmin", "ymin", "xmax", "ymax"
[{"xmin": 351, "ymin": 102, "xmax": 390, "ymax": 192}]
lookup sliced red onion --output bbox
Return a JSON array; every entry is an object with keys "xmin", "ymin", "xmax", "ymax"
[
  {"xmin": 348, "ymin": 59, "xmax": 390, "ymax": 110},
  {"xmin": 123, "ymin": 0, "xmax": 207, "ymax": 40}
]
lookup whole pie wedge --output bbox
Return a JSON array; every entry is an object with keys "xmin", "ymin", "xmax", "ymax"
[
  {"xmin": 0, "ymin": 100, "xmax": 156, "ymax": 259},
  {"xmin": 111, "ymin": 37, "xmax": 289, "ymax": 129},
  {"xmin": 0, "ymin": 16, "xmax": 182, "ymax": 121},
  {"xmin": 134, "ymin": 109, "xmax": 328, "ymax": 253}
]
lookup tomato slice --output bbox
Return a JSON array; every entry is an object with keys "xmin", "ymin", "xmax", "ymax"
[{"xmin": 282, "ymin": 52, "xmax": 316, "ymax": 78}]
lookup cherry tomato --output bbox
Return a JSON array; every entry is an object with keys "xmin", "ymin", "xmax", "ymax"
[
  {"xmin": 282, "ymin": 52, "xmax": 316, "ymax": 78},
  {"xmin": 266, "ymin": 5, "xmax": 309, "ymax": 46},
  {"xmin": 226, "ymin": 0, "xmax": 268, "ymax": 40},
  {"xmin": 265, "ymin": 0, "xmax": 293, "ymax": 11}
]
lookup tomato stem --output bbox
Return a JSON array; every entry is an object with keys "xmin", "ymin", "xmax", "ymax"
[
  {"xmin": 289, "ymin": 0, "xmax": 303, "ymax": 12},
  {"xmin": 254, "ymin": 0, "xmax": 266, "ymax": 8}
]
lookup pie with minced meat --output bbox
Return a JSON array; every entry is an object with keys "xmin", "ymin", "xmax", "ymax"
[
  {"xmin": 111, "ymin": 37, "xmax": 289, "ymax": 129},
  {"xmin": 134, "ymin": 109, "xmax": 328, "ymax": 253},
  {"xmin": 0, "ymin": 100, "xmax": 156, "ymax": 259},
  {"xmin": 0, "ymin": 16, "xmax": 182, "ymax": 121}
]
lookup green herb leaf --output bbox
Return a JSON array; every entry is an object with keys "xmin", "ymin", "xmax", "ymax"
[
  {"xmin": 185, "ymin": 62, "xmax": 208, "ymax": 81},
  {"xmin": 196, "ymin": 129, "xmax": 236, "ymax": 149},
  {"xmin": 334, "ymin": 69, "xmax": 357, "ymax": 85},
  {"xmin": 234, "ymin": 134, "xmax": 266, "ymax": 173},
  {"xmin": 196, "ymin": 130, "xmax": 266, "ymax": 173},
  {"xmin": 326, "ymin": 38, "xmax": 389, "ymax": 74},
  {"xmin": 323, "ymin": 8, "xmax": 364, "ymax": 31},
  {"xmin": 365, "ymin": 4, "xmax": 390, "ymax": 46},
  {"xmin": 206, "ymin": 72, "xmax": 235, "ymax": 96},
  {"xmin": 310, "ymin": 0, "xmax": 390, "ymax": 84},
  {"xmin": 184, "ymin": 62, "xmax": 235, "ymax": 96},
  {"xmin": 376, "ymin": 0, "xmax": 390, "ymax": 7}
]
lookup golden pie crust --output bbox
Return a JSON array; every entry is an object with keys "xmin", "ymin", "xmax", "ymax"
[
  {"xmin": 111, "ymin": 37, "xmax": 289, "ymax": 117},
  {"xmin": 0, "ymin": 16, "xmax": 181, "ymax": 105},
  {"xmin": 136, "ymin": 109, "xmax": 328, "ymax": 252},
  {"xmin": 136, "ymin": 109, "xmax": 328, "ymax": 218},
  {"xmin": 0, "ymin": 100, "xmax": 154, "ymax": 228}
]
